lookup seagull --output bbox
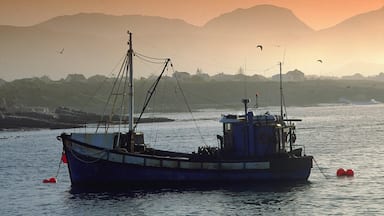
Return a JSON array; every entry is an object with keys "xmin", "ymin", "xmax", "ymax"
[
  {"xmin": 256, "ymin": 45, "xmax": 263, "ymax": 51},
  {"xmin": 57, "ymin": 48, "xmax": 64, "ymax": 54},
  {"xmin": 317, "ymin": 59, "xmax": 323, "ymax": 63}
]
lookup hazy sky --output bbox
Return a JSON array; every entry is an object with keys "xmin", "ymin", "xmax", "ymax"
[{"xmin": 1, "ymin": 0, "xmax": 383, "ymax": 30}]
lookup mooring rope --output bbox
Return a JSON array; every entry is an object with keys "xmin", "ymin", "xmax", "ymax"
[
  {"xmin": 54, "ymin": 156, "xmax": 62, "ymax": 178},
  {"xmin": 312, "ymin": 157, "xmax": 330, "ymax": 179}
]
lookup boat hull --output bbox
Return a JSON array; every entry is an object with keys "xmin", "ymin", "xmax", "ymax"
[{"xmin": 62, "ymin": 136, "xmax": 313, "ymax": 187}]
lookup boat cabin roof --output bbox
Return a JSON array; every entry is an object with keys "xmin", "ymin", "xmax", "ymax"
[{"xmin": 220, "ymin": 112, "xmax": 280, "ymax": 124}]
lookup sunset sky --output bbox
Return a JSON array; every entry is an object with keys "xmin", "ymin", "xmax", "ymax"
[{"xmin": 1, "ymin": 0, "xmax": 384, "ymax": 30}]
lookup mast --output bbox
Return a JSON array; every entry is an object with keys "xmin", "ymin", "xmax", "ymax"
[
  {"xmin": 128, "ymin": 31, "xmax": 134, "ymax": 133},
  {"xmin": 242, "ymin": 98, "xmax": 249, "ymax": 117},
  {"xmin": 279, "ymin": 62, "xmax": 283, "ymax": 120}
]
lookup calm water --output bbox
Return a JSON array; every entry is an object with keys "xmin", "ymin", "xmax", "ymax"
[{"xmin": 1, "ymin": 105, "xmax": 384, "ymax": 215}]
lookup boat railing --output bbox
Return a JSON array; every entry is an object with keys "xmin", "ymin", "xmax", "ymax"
[{"xmin": 291, "ymin": 144, "xmax": 306, "ymax": 156}]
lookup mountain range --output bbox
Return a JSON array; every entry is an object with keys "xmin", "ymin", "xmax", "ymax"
[{"xmin": 0, "ymin": 4, "xmax": 383, "ymax": 81}]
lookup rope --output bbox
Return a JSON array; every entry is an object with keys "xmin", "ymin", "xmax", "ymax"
[
  {"xmin": 172, "ymin": 64, "xmax": 207, "ymax": 146},
  {"xmin": 279, "ymin": 62, "xmax": 288, "ymax": 119},
  {"xmin": 69, "ymin": 147, "xmax": 107, "ymax": 164},
  {"xmin": 54, "ymin": 157, "xmax": 62, "ymax": 178},
  {"xmin": 135, "ymin": 54, "xmax": 167, "ymax": 64},
  {"xmin": 134, "ymin": 59, "xmax": 170, "ymax": 130},
  {"xmin": 312, "ymin": 157, "xmax": 330, "ymax": 179},
  {"xmin": 96, "ymin": 55, "xmax": 128, "ymax": 132},
  {"xmin": 83, "ymin": 53, "xmax": 127, "ymax": 115},
  {"xmin": 134, "ymin": 51, "xmax": 169, "ymax": 61}
]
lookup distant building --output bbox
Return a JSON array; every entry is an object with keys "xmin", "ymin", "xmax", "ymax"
[
  {"xmin": 341, "ymin": 73, "xmax": 365, "ymax": 80},
  {"xmin": 65, "ymin": 74, "xmax": 87, "ymax": 82},
  {"xmin": 172, "ymin": 71, "xmax": 191, "ymax": 80},
  {"xmin": 271, "ymin": 69, "xmax": 305, "ymax": 81}
]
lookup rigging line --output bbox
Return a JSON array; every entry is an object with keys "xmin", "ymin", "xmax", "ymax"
[
  {"xmin": 110, "ymin": 57, "xmax": 129, "ymax": 111},
  {"xmin": 283, "ymin": 94, "xmax": 288, "ymax": 119},
  {"xmin": 261, "ymin": 64, "xmax": 279, "ymax": 73},
  {"xmin": 135, "ymin": 54, "xmax": 167, "ymax": 64},
  {"xmin": 96, "ymin": 55, "xmax": 128, "ymax": 132},
  {"xmin": 243, "ymin": 61, "xmax": 248, "ymax": 98},
  {"xmin": 147, "ymin": 89, "xmax": 160, "ymax": 146},
  {"xmin": 279, "ymin": 61, "xmax": 288, "ymax": 118},
  {"xmin": 146, "ymin": 88, "xmax": 161, "ymax": 146},
  {"xmin": 172, "ymin": 64, "xmax": 208, "ymax": 146},
  {"xmin": 82, "ymin": 53, "xmax": 127, "ymax": 122},
  {"xmin": 282, "ymin": 90, "xmax": 288, "ymax": 119},
  {"xmin": 118, "ymin": 56, "xmax": 130, "ymax": 134},
  {"xmin": 135, "ymin": 55, "xmax": 170, "ymax": 80},
  {"xmin": 113, "ymin": 58, "xmax": 129, "ymax": 130},
  {"xmin": 133, "ymin": 59, "xmax": 171, "ymax": 130},
  {"xmin": 134, "ymin": 51, "xmax": 169, "ymax": 61},
  {"xmin": 281, "ymin": 47, "xmax": 287, "ymax": 65},
  {"xmin": 96, "ymin": 57, "xmax": 124, "ymax": 132},
  {"xmin": 96, "ymin": 54, "xmax": 127, "ymax": 130},
  {"xmin": 175, "ymin": 88, "xmax": 235, "ymax": 110},
  {"xmin": 146, "ymin": 61, "xmax": 173, "ymax": 147}
]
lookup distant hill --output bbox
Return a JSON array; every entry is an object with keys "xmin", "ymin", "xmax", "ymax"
[
  {"xmin": 325, "ymin": 6, "xmax": 384, "ymax": 66},
  {"xmin": 203, "ymin": 5, "xmax": 313, "ymax": 40},
  {"xmin": 295, "ymin": 6, "xmax": 384, "ymax": 75},
  {"xmin": 0, "ymin": 4, "xmax": 384, "ymax": 81}
]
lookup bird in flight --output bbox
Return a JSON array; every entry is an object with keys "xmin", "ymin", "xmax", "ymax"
[
  {"xmin": 58, "ymin": 48, "xmax": 64, "ymax": 54},
  {"xmin": 256, "ymin": 45, "xmax": 263, "ymax": 51},
  {"xmin": 317, "ymin": 59, "xmax": 323, "ymax": 63}
]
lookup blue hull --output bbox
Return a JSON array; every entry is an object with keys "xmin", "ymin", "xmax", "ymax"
[{"xmin": 64, "ymin": 144, "xmax": 313, "ymax": 187}]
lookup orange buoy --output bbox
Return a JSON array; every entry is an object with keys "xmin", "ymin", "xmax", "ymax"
[
  {"xmin": 43, "ymin": 177, "xmax": 57, "ymax": 183},
  {"xmin": 345, "ymin": 169, "xmax": 354, "ymax": 177},
  {"xmin": 336, "ymin": 168, "xmax": 346, "ymax": 176}
]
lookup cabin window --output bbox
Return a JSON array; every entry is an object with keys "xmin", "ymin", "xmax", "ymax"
[
  {"xmin": 225, "ymin": 123, "xmax": 231, "ymax": 132},
  {"xmin": 223, "ymin": 123, "xmax": 233, "ymax": 150}
]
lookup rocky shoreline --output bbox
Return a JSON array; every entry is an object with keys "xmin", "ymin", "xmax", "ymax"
[{"xmin": 0, "ymin": 107, "xmax": 173, "ymax": 130}]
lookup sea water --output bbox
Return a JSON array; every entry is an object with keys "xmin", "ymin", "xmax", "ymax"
[{"xmin": 1, "ymin": 105, "xmax": 384, "ymax": 215}]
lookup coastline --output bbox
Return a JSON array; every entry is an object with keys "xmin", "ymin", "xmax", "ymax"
[{"xmin": 0, "ymin": 108, "xmax": 174, "ymax": 131}]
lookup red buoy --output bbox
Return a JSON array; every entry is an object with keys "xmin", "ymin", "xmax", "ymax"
[
  {"xmin": 42, "ymin": 177, "xmax": 57, "ymax": 183},
  {"xmin": 336, "ymin": 168, "xmax": 346, "ymax": 176},
  {"xmin": 61, "ymin": 152, "xmax": 68, "ymax": 164},
  {"xmin": 345, "ymin": 169, "xmax": 354, "ymax": 177}
]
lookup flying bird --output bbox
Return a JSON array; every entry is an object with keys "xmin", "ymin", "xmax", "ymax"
[
  {"xmin": 57, "ymin": 48, "xmax": 64, "ymax": 54},
  {"xmin": 317, "ymin": 59, "xmax": 323, "ymax": 63},
  {"xmin": 256, "ymin": 45, "xmax": 263, "ymax": 51}
]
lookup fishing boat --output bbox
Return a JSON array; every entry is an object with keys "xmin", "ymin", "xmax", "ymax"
[{"xmin": 58, "ymin": 32, "xmax": 313, "ymax": 188}]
